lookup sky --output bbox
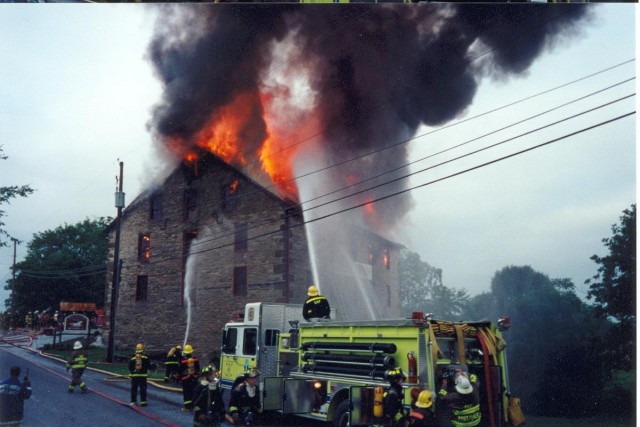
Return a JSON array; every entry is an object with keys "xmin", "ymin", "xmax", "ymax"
[{"xmin": 0, "ymin": 4, "xmax": 636, "ymax": 311}]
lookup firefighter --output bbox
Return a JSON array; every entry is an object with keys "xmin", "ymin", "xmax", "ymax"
[
  {"xmin": 179, "ymin": 344, "xmax": 200, "ymax": 411},
  {"xmin": 405, "ymin": 390, "xmax": 436, "ymax": 427},
  {"xmin": 192, "ymin": 364, "xmax": 231, "ymax": 427},
  {"xmin": 229, "ymin": 367, "xmax": 262, "ymax": 426},
  {"xmin": 383, "ymin": 367, "xmax": 407, "ymax": 427},
  {"xmin": 24, "ymin": 312, "xmax": 32, "ymax": 330},
  {"xmin": 128, "ymin": 343, "xmax": 150, "ymax": 407},
  {"xmin": 302, "ymin": 285, "xmax": 331, "ymax": 321},
  {"xmin": 437, "ymin": 370, "xmax": 481, "ymax": 427},
  {"xmin": 164, "ymin": 345, "xmax": 182, "ymax": 384},
  {"xmin": 66, "ymin": 341, "xmax": 88, "ymax": 393}
]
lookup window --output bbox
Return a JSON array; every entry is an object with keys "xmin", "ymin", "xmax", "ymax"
[
  {"xmin": 243, "ymin": 328, "xmax": 257, "ymax": 356},
  {"xmin": 265, "ymin": 329, "xmax": 280, "ymax": 347},
  {"xmin": 383, "ymin": 248, "xmax": 390, "ymax": 270},
  {"xmin": 234, "ymin": 223, "xmax": 248, "ymax": 252},
  {"xmin": 233, "ymin": 266, "xmax": 247, "ymax": 297},
  {"xmin": 184, "ymin": 189, "xmax": 198, "ymax": 220},
  {"xmin": 222, "ymin": 179, "xmax": 239, "ymax": 211},
  {"xmin": 136, "ymin": 275, "xmax": 148, "ymax": 301},
  {"xmin": 150, "ymin": 193, "xmax": 162, "ymax": 220},
  {"xmin": 138, "ymin": 233, "xmax": 150, "ymax": 262},
  {"xmin": 222, "ymin": 327, "xmax": 238, "ymax": 354}
]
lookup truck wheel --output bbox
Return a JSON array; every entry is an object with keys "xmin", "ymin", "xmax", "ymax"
[{"xmin": 333, "ymin": 400, "xmax": 350, "ymax": 427}]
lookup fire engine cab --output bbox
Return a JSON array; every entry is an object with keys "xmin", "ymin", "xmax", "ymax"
[{"xmin": 220, "ymin": 302, "xmax": 514, "ymax": 427}]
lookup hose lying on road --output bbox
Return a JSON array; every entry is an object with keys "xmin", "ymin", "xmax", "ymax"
[{"xmin": 0, "ymin": 333, "xmax": 181, "ymax": 427}]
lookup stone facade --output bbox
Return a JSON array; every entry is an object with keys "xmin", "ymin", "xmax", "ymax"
[
  {"xmin": 105, "ymin": 152, "xmax": 402, "ymax": 360},
  {"xmin": 105, "ymin": 153, "xmax": 311, "ymax": 360}
]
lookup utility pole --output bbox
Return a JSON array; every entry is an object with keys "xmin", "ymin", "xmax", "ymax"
[
  {"xmin": 107, "ymin": 162, "xmax": 125, "ymax": 363},
  {"xmin": 11, "ymin": 238, "xmax": 17, "ymax": 289}
]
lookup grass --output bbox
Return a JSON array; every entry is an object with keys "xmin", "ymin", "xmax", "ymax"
[{"xmin": 43, "ymin": 346, "xmax": 166, "ymax": 380}]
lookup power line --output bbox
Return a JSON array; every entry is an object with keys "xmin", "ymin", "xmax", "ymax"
[
  {"xmin": 186, "ymin": 84, "xmax": 635, "ymax": 250},
  {"xmin": 118, "ymin": 107, "xmax": 634, "ymax": 273},
  {"xmin": 169, "ymin": 60, "xmax": 636, "ymax": 219},
  {"xmin": 186, "ymin": 111, "xmax": 635, "ymax": 258}
]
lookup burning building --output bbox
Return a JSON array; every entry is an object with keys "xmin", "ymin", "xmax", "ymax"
[
  {"xmin": 105, "ymin": 4, "xmax": 591, "ymax": 354},
  {"xmin": 105, "ymin": 150, "xmax": 404, "ymax": 355}
]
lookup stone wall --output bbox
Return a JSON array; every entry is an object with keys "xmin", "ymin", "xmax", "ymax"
[{"xmin": 105, "ymin": 154, "xmax": 311, "ymax": 360}]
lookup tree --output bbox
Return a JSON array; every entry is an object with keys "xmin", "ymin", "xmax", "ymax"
[
  {"xmin": 0, "ymin": 146, "xmax": 34, "ymax": 246},
  {"xmin": 467, "ymin": 265, "xmax": 605, "ymax": 417},
  {"xmin": 586, "ymin": 204, "xmax": 636, "ymax": 371},
  {"xmin": 5, "ymin": 218, "xmax": 111, "ymax": 317},
  {"xmin": 399, "ymin": 250, "xmax": 469, "ymax": 320}
]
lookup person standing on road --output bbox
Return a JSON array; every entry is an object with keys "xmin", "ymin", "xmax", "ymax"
[
  {"xmin": 437, "ymin": 370, "xmax": 481, "ymax": 427},
  {"xmin": 229, "ymin": 368, "xmax": 262, "ymax": 426},
  {"xmin": 0, "ymin": 366, "xmax": 32, "ymax": 426},
  {"xmin": 66, "ymin": 341, "xmax": 88, "ymax": 393},
  {"xmin": 383, "ymin": 367, "xmax": 407, "ymax": 427},
  {"xmin": 128, "ymin": 343, "xmax": 151, "ymax": 407},
  {"xmin": 179, "ymin": 344, "xmax": 200, "ymax": 411},
  {"xmin": 164, "ymin": 344, "xmax": 182, "ymax": 384},
  {"xmin": 192, "ymin": 364, "xmax": 231, "ymax": 427}
]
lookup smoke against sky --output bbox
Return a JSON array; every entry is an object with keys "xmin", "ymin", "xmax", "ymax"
[
  {"xmin": 146, "ymin": 4, "xmax": 592, "ymax": 235},
  {"xmin": 0, "ymin": 5, "xmax": 634, "ymax": 311}
]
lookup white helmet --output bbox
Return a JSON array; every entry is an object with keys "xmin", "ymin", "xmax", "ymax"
[
  {"xmin": 455, "ymin": 375, "xmax": 472, "ymax": 394},
  {"xmin": 73, "ymin": 341, "xmax": 83, "ymax": 350}
]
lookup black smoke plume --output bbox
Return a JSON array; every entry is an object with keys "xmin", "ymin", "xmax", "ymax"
[{"xmin": 147, "ymin": 4, "xmax": 591, "ymax": 229}]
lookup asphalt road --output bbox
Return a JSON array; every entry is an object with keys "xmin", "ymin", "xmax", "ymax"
[{"xmin": 0, "ymin": 343, "xmax": 326, "ymax": 427}]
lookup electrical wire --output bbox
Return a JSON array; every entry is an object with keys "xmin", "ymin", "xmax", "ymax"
[
  {"xmin": 185, "ymin": 111, "xmax": 635, "ymax": 258},
  {"xmin": 164, "ymin": 60, "xmax": 636, "ymax": 220},
  {"xmin": 117, "ymin": 104, "xmax": 635, "ymax": 273},
  {"xmin": 186, "ymin": 84, "xmax": 635, "ymax": 250}
]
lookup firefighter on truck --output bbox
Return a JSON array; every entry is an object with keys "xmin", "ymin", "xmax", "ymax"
[{"xmin": 218, "ymin": 303, "xmax": 518, "ymax": 427}]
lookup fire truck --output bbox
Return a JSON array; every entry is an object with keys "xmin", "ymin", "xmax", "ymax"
[{"xmin": 220, "ymin": 302, "xmax": 514, "ymax": 427}]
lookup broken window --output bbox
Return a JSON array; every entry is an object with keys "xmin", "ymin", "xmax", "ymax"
[
  {"xmin": 136, "ymin": 275, "xmax": 148, "ymax": 301},
  {"xmin": 233, "ymin": 266, "xmax": 247, "ymax": 297},
  {"xmin": 184, "ymin": 189, "xmax": 198, "ymax": 220},
  {"xmin": 138, "ymin": 233, "xmax": 150, "ymax": 262},
  {"xmin": 384, "ymin": 248, "xmax": 390, "ymax": 270},
  {"xmin": 222, "ymin": 179, "xmax": 240, "ymax": 211},
  {"xmin": 234, "ymin": 223, "xmax": 248, "ymax": 252},
  {"xmin": 150, "ymin": 193, "xmax": 162, "ymax": 220}
]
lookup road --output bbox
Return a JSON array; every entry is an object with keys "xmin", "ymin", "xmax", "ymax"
[{"xmin": 0, "ymin": 342, "xmax": 325, "ymax": 427}]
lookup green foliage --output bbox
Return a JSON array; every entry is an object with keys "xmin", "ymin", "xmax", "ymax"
[
  {"xmin": 0, "ymin": 146, "xmax": 35, "ymax": 247},
  {"xmin": 586, "ymin": 204, "xmax": 635, "ymax": 371},
  {"xmin": 398, "ymin": 250, "xmax": 469, "ymax": 320},
  {"xmin": 465, "ymin": 265, "xmax": 606, "ymax": 417},
  {"xmin": 4, "ymin": 217, "xmax": 112, "ymax": 316}
]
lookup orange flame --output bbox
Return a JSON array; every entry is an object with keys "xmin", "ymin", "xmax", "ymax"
[{"xmin": 169, "ymin": 87, "xmax": 322, "ymax": 202}]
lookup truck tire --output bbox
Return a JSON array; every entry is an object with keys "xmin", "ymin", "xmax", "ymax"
[{"xmin": 333, "ymin": 400, "xmax": 350, "ymax": 427}]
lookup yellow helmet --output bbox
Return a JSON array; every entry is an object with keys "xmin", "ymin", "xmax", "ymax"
[
  {"xmin": 307, "ymin": 285, "xmax": 319, "ymax": 297},
  {"xmin": 183, "ymin": 344, "xmax": 193, "ymax": 355},
  {"xmin": 135, "ymin": 343, "xmax": 144, "ymax": 353},
  {"xmin": 415, "ymin": 390, "xmax": 433, "ymax": 409}
]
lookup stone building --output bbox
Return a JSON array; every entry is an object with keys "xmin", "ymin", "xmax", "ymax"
[{"xmin": 105, "ymin": 151, "xmax": 403, "ymax": 359}]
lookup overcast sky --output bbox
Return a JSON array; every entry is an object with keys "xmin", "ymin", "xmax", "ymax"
[{"xmin": 0, "ymin": 4, "xmax": 636, "ymax": 311}]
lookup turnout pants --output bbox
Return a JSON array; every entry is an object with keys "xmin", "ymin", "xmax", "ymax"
[
  {"xmin": 182, "ymin": 377, "xmax": 196, "ymax": 409},
  {"xmin": 131, "ymin": 377, "xmax": 147, "ymax": 405}
]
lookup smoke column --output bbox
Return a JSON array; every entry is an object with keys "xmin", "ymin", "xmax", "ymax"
[
  {"xmin": 147, "ymin": 4, "xmax": 590, "ymax": 227},
  {"xmin": 146, "ymin": 4, "xmax": 591, "ymax": 319}
]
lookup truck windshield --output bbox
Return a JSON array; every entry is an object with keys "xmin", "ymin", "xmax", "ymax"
[{"xmin": 222, "ymin": 327, "xmax": 238, "ymax": 354}]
